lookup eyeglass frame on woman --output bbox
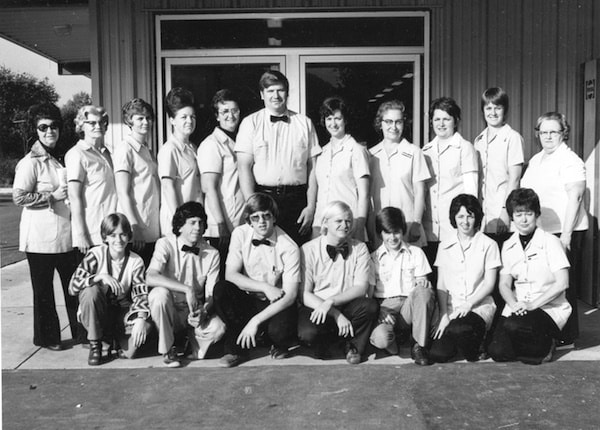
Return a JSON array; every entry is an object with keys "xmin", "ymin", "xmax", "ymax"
[
  {"xmin": 37, "ymin": 123, "xmax": 59, "ymax": 132},
  {"xmin": 538, "ymin": 130, "xmax": 562, "ymax": 138},
  {"xmin": 84, "ymin": 120, "xmax": 108, "ymax": 128}
]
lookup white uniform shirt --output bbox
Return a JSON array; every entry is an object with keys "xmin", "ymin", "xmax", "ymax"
[
  {"xmin": 474, "ymin": 124, "xmax": 524, "ymax": 233},
  {"xmin": 113, "ymin": 135, "xmax": 161, "ymax": 241},
  {"xmin": 197, "ymin": 127, "xmax": 245, "ymax": 237},
  {"xmin": 370, "ymin": 243, "xmax": 431, "ymax": 298},
  {"xmin": 422, "ymin": 132, "xmax": 478, "ymax": 242},
  {"xmin": 521, "ymin": 142, "xmax": 588, "ymax": 234},
  {"xmin": 65, "ymin": 139, "xmax": 117, "ymax": 245},
  {"xmin": 435, "ymin": 231, "xmax": 500, "ymax": 328},
  {"xmin": 500, "ymin": 229, "xmax": 572, "ymax": 329},
  {"xmin": 235, "ymin": 109, "xmax": 321, "ymax": 186},
  {"xmin": 313, "ymin": 135, "xmax": 370, "ymax": 227},
  {"xmin": 301, "ymin": 236, "xmax": 370, "ymax": 300},
  {"xmin": 157, "ymin": 136, "xmax": 202, "ymax": 236}
]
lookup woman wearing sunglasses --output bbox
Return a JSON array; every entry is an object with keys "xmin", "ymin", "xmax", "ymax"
[{"xmin": 12, "ymin": 103, "xmax": 80, "ymax": 350}]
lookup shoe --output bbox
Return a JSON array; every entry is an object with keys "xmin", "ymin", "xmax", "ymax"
[
  {"xmin": 555, "ymin": 339, "xmax": 575, "ymax": 351},
  {"xmin": 411, "ymin": 343, "xmax": 432, "ymax": 366},
  {"xmin": 163, "ymin": 346, "xmax": 181, "ymax": 368},
  {"xmin": 345, "ymin": 345, "xmax": 361, "ymax": 365},
  {"xmin": 541, "ymin": 339, "xmax": 556, "ymax": 364},
  {"xmin": 45, "ymin": 343, "xmax": 63, "ymax": 352},
  {"xmin": 219, "ymin": 353, "xmax": 242, "ymax": 368},
  {"xmin": 88, "ymin": 340, "xmax": 102, "ymax": 366},
  {"xmin": 269, "ymin": 345, "xmax": 289, "ymax": 360}
]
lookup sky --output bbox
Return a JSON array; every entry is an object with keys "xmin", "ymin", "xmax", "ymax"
[{"xmin": 0, "ymin": 36, "xmax": 91, "ymax": 106}]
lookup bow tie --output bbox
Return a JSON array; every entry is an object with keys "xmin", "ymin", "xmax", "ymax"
[
  {"xmin": 326, "ymin": 243, "xmax": 349, "ymax": 260},
  {"xmin": 270, "ymin": 115, "xmax": 289, "ymax": 123},
  {"xmin": 181, "ymin": 245, "xmax": 200, "ymax": 255},
  {"xmin": 252, "ymin": 238, "xmax": 272, "ymax": 247}
]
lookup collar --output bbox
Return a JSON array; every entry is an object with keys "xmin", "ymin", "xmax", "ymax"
[
  {"xmin": 370, "ymin": 138, "xmax": 411, "ymax": 156},
  {"xmin": 251, "ymin": 228, "xmax": 278, "ymax": 245},
  {"xmin": 168, "ymin": 135, "xmax": 193, "ymax": 152},
  {"xmin": 504, "ymin": 228, "xmax": 545, "ymax": 252},
  {"xmin": 423, "ymin": 132, "xmax": 463, "ymax": 152},
  {"xmin": 212, "ymin": 126, "xmax": 234, "ymax": 146},
  {"xmin": 78, "ymin": 138, "xmax": 109, "ymax": 154},
  {"xmin": 29, "ymin": 141, "xmax": 51, "ymax": 159},
  {"xmin": 124, "ymin": 134, "xmax": 143, "ymax": 152},
  {"xmin": 325, "ymin": 134, "xmax": 353, "ymax": 155},
  {"xmin": 475, "ymin": 124, "xmax": 511, "ymax": 144},
  {"xmin": 440, "ymin": 230, "xmax": 484, "ymax": 250},
  {"xmin": 376, "ymin": 242, "xmax": 410, "ymax": 260},
  {"xmin": 543, "ymin": 142, "xmax": 570, "ymax": 158}
]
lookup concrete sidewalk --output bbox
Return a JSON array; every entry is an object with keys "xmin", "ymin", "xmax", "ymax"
[{"xmin": 2, "ymin": 259, "xmax": 600, "ymax": 370}]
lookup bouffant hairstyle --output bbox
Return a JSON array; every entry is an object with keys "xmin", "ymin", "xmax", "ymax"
[
  {"xmin": 165, "ymin": 87, "xmax": 195, "ymax": 118},
  {"xmin": 242, "ymin": 193, "xmax": 279, "ymax": 225},
  {"xmin": 100, "ymin": 213, "xmax": 133, "ymax": 242},
  {"xmin": 373, "ymin": 100, "xmax": 405, "ymax": 133},
  {"xmin": 429, "ymin": 97, "xmax": 461, "ymax": 131},
  {"xmin": 122, "ymin": 98, "xmax": 155, "ymax": 127},
  {"xmin": 259, "ymin": 70, "xmax": 289, "ymax": 92},
  {"xmin": 534, "ymin": 112, "xmax": 570, "ymax": 141},
  {"xmin": 481, "ymin": 87, "xmax": 509, "ymax": 114},
  {"xmin": 172, "ymin": 202, "xmax": 207, "ymax": 236},
  {"xmin": 505, "ymin": 188, "xmax": 542, "ymax": 219},
  {"xmin": 320, "ymin": 96, "xmax": 351, "ymax": 128},
  {"xmin": 28, "ymin": 103, "xmax": 63, "ymax": 136},
  {"xmin": 74, "ymin": 105, "xmax": 109, "ymax": 137},
  {"xmin": 375, "ymin": 206, "xmax": 407, "ymax": 236},
  {"xmin": 449, "ymin": 194, "xmax": 483, "ymax": 231}
]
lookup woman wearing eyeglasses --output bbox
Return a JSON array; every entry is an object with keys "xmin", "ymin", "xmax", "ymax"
[
  {"xmin": 312, "ymin": 96, "xmax": 370, "ymax": 241},
  {"xmin": 520, "ymin": 112, "xmax": 588, "ymax": 349},
  {"xmin": 65, "ymin": 105, "xmax": 117, "ymax": 256},
  {"xmin": 368, "ymin": 100, "xmax": 430, "ymax": 249},
  {"xmin": 12, "ymin": 103, "xmax": 80, "ymax": 350}
]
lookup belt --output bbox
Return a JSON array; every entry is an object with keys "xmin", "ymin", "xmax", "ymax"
[{"xmin": 256, "ymin": 183, "xmax": 307, "ymax": 195}]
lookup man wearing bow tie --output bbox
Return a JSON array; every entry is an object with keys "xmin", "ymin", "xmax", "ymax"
[
  {"xmin": 147, "ymin": 202, "xmax": 225, "ymax": 367},
  {"xmin": 298, "ymin": 201, "xmax": 378, "ymax": 364},
  {"xmin": 212, "ymin": 193, "xmax": 301, "ymax": 367},
  {"xmin": 235, "ymin": 70, "xmax": 321, "ymax": 245}
]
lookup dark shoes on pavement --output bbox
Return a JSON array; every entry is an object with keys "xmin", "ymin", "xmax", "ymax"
[
  {"xmin": 219, "ymin": 353, "xmax": 242, "ymax": 368},
  {"xmin": 411, "ymin": 343, "xmax": 432, "ymax": 366},
  {"xmin": 163, "ymin": 345, "xmax": 182, "ymax": 368},
  {"xmin": 345, "ymin": 345, "xmax": 361, "ymax": 365},
  {"xmin": 88, "ymin": 340, "xmax": 102, "ymax": 366}
]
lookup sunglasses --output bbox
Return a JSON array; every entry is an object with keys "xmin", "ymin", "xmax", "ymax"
[{"xmin": 37, "ymin": 123, "xmax": 59, "ymax": 132}]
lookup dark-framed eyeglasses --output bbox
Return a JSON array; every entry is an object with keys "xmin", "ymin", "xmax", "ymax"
[
  {"xmin": 37, "ymin": 123, "xmax": 59, "ymax": 132},
  {"xmin": 249, "ymin": 212, "xmax": 273, "ymax": 223}
]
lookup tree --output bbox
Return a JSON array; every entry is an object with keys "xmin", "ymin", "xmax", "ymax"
[{"xmin": 0, "ymin": 66, "xmax": 59, "ymax": 157}]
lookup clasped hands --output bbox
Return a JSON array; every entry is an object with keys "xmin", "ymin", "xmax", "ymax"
[{"xmin": 310, "ymin": 299, "xmax": 354, "ymax": 338}]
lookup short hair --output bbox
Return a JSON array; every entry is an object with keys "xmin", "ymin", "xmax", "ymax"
[
  {"xmin": 449, "ymin": 194, "xmax": 483, "ymax": 230},
  {"xmin": 74, "ymin": 105, "xmax": 109, "ymax": 137},
  {"xmin": 320, "ymin": 201, "xmax": 353, "ymax": 235},
  {"xmin": 242, "ymin": 193, "xmax": 279, "ymax": 224},
  {"xmin": 212, "ymin": 89, "xmax": 239, "ymax": 117},
  {"xmin": 505, "ymin": 188, "xmax": 541, "ymax": 219},
  {"xmin": 481, "ymin": 87, "xmax": 509, "ymax": 114},
  {"xmin": 122, "ymin": 98, "xmax": 155, "ymax": 127},
  {"xmin": 375, "ymin": 207, "xmax": 407, "ymax": 236},
  {"xmin": 165, "ymin": 87, "xmax": 195, "ymax": 118},
  {"xmin": 28, "ymin": 103, "xmax": 63, "ymax": 135},
  {"xmin": 429, "ymin": 97, "xmax": 461, "ymax": 131},
  {"xmin": 320, "ymin": 96, "xmax": 351, "ymax": 127},
  {"xmin": 534, "ymin": 112, "xmax": 570, "ymax": 141},
  {"xmin": 100, "ymin": 213, "xmax": 133, "ymax": 242},
  {"xmin": 259, "ymin": 70, "xmax": 289, "ymax": 92},
  {"xmin": 172, "ymin": 201, "xmax": 207, "ymax": 236},
  {"xmin": 374, "ymin": 100, "xmax": 406, "ymax": 132}
]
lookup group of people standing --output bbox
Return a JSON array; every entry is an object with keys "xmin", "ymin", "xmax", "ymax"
[{"xmin": 13, "ymin": 70, "xmax": 587, "ymax": 369}]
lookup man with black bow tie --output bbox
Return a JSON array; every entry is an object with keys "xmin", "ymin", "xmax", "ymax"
[
  {"xmin": 298, "ymin": 201, "xmax": 378, "ymax": 364},
  {"xmin": 212, "ymin": 193, "xmax": 301, "ymax": 367},
  {"xmin": 235, "ymin": 70, "xmax": 321, "ymax": 245},
  {"xmin": 147, "ymin": 202, "xmax": 225, "ymax": 368}
]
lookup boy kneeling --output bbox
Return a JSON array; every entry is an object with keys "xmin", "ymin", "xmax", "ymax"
[
  {"xmin": 212, "ymin": 193, "xmax": 301, "ymax": 368},
  {"xmin": 147, "ymin": 202, "xmax": 225, "ymax": 368},
  {"xmin": 298, "ymin": 201, "xmax": 378, "ymax": 364},
  {"xmin": 69, "ymin": 213, "xmax": 151, "ymax": 365},
  {"xmin": 369, "ymin": 207, "xmax": 435, "ymax": 365}
]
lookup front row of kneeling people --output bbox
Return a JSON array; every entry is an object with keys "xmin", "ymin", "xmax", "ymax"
[{"xmin": 69, "ymin": 188, "xmax": 569, "ymax": 368}]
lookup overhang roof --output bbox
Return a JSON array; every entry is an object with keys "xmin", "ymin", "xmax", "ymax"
[{"xmin": 0, "ymin": 1, "xmax": 90, "ymax": 75}]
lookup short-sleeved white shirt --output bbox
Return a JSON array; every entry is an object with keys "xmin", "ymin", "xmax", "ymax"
[
  {"xmin": 226, "ymin": 224, "xmax": 301, "ymax": 300},
  {"xmin": 197, "ymin": 127, "xmax": 245, "ymax": 237},
  {"xmin": 235, "ymin": 109, "xmax": 321, "ymax": 186},
  {"xmin": 65, "ymin": 139, "xmax": 117, "ymax": 245},
  {"xmin": 113, "ymin": 135, "xmax": 161, "ymax": 242},
  {"xmin": 313, "ymin": 135, "xmax": 370, "ymax": 227},
  {"xmin": 370, "ymin": 243, "xmax": 431, "ymax": 298},
  {"xmin": 500, "ymin": 229, "xmax": 572, "ymax": 329},
  {"xmin": 14, "ymin": 142, "xmax": 72, "ymax": 253},
  {"xmin": 474, "ymin": 124, "xmax": 524, "ymax": 233},
  {"xmin": 157, "ymin": 136, "xmax": 202, "ymax": 236},
  {"xmin": 521, "ymin": 143, "xmax": 588, "ymax": 234},
  {"xmin": 435, "ymin": 231, "xmax": 500, "ymax": 328},
  {"xmin": 148, "ymin": 236, "xmax": 219, "ymax": 309},
  {"xmin": 422, "ymin": 132, "xmax": 479, "ymax": 242},
  {"xmin": 301, "ymin": 236, "xmax": 370, "ymax": 300},
  {"xmin": 369, "ymin": 138, "xmax": 431, "ymax": 246}
]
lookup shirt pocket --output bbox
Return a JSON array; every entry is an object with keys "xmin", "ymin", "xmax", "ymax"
[
  {"xmin": 292, "ymin": 137, "xmax": 308, "ymax": 170},
  {"xmin": 254, "ymin": 141, "xmax": 268, "ymax": 164}
]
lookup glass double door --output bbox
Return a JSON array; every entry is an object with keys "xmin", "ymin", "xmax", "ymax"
[{"xmin": 164, "ymin": 50, "xmax": 422, "ymax": 147}]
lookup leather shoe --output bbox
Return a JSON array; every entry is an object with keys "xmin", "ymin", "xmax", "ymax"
[
  {"xmin": 411, "ymin": 343, "xmax": 432, "ymax": 366},
  {"xmin": 45, "ymin": 344, "xmax": 63, "ymax": 351},
  {"xmin": 345, "ymin": 345, "xmax": 361, "ymax": 365},
  {"xmin": 88, "ymin": 340, "xmax": 102, "ymax": 366}
]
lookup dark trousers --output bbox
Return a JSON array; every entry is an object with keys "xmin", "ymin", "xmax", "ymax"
[
  {"xmin": 429, "ymin": 312, "xmax": 486, "ymax": 362},
  {"xmin": 488, "ymin": 310, "xmax": 560, "ymax": 365},
  {"xmin": 297, "ymin": 297, "xmax": 379, "ymax": 355},
  {"xmin": 206, "ymin": 237, "xmax": 230, "ymax": 280},
  {"xmin": 212, "ymin": 280, "xmax": 298, "ymax": 355},
  {"xmin": 132, "ymin": 242, "xmax": 156, "ymax": 270},
  {"xmin": 255, "ymin": 184, "xmax": 310, "ymax": 246},
  {"xmin": 423, "ymin": 241, "xmax": 439, "ymax": 287},
  {"xmin": 26, "ymin": 251, "xmax": 79, "ymax": 346},
  {"xmin": 557, "ymin": 230, "xmax": 584, "ymax": 343},
  {"xmin": 484, "ymin": 231, "xmax": 512, "ymax": 349}
]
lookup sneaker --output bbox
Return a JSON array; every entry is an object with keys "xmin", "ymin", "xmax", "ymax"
[
  {"xmin": 345, "ymin": 345, "xmax": 361, "ymax": 365},
  {"xmin": 542, "ymin": 340, "xmax": 556, "ymax": 364},
  {"xmin": 269, "ymin": 345, "xmax": 289, "ymax": 360},
  {"xmin": 219, "ymin": 353, "xmax": 242, "ymax": 368},
  {"xmin": 555, "ymin": 339, "xmax": 575, "ymax": 351},
  {"xmin": 411, "ymin": 343, "xmax": 432, "ymax": 366},
  {"xmin": 163, "ymin": 346, "xmax": 181, "ymax": 368}
]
